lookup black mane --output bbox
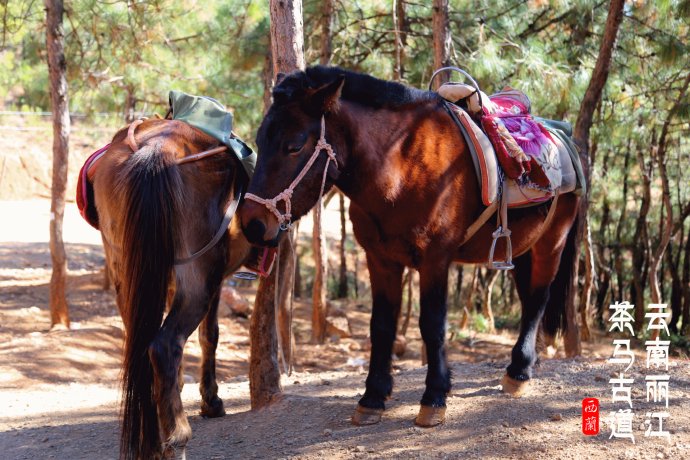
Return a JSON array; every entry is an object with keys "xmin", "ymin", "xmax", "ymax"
[{"xmin": 272, "ymin": 65, "xmax": 436, "ymax": 109}]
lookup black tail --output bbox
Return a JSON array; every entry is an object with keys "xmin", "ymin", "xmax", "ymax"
[
  {"xmin": 118, "ymin": 146, "xmax": 182, "ymax": 460},
  {"xmin": 542, "ymin": 213, "xmax": 580, "ymax": 338}
]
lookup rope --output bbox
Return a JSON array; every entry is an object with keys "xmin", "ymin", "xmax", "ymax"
[
  {"xmin": 245, "ymin": 116, "xmax": 337, "ymax": 230},
  {"xmin": 126, "ymin": 118, "xmax": 145, "ymax": 151},
  {"xmin": 247, "ymin": 116, "xmax": 337, "ymax": 377}
]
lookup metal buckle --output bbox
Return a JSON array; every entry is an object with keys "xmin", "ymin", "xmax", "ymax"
[
  {"xmin": 488, "ymin": 226, "xmax": 514, "ymax": 270},
  {"xmin": 234, "ymin": 271, "xmax": 258, "ymax": 280}
]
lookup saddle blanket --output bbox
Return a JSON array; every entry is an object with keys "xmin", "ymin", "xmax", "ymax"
[
  {"xmin": 439, "ymin": 83, "xmax": 584, "ymax": 208},
  {"xmin": 448, "ymin": 102, "xmax": 581, "ymax": 207}
]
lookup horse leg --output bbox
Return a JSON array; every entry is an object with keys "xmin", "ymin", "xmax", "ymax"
[
  {"xmin": 199, "ymin": 287, "xmax": 226, "ymax": 418},
  {"xmin": 502, "ymin": 214, "xmax": 574, "ymax": 397},
  {"xmin": 149, "ymin": 265, "xmax": 223, "ymax": 460},
  {"xmin": 415, "ymin": 259, "xmax": 451, "ymax": 427},
  {"xmin": 351, "ymin": 253, "xmax": 403, "ymax": 426}
]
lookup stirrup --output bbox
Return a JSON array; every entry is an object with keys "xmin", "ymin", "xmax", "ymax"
[{"xmin": 488, "ymin": 226, "xmax": 514, "ymax": 270}]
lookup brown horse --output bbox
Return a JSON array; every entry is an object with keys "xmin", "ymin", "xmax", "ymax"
[
  {"xmin": 239, "ymin": 66, "xmax": 580, "ymax": 427},
  {"xmin": 90, "ymin": 118, "xmax": 251, "ymax": 459}
]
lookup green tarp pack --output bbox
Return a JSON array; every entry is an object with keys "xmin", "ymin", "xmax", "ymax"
[{"xmin": 169, "ymin": 90, "xmax": 256, "ymax": 180}]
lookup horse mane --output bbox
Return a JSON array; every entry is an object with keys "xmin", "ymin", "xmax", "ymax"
[{"xmin": 273, "ymin": 65, "xmax": 438, "ymax": 109}]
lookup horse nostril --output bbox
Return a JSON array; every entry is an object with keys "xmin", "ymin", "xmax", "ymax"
[{"xmin": 243, "ymin": 219, "xmax": 267, "ymax": 245}]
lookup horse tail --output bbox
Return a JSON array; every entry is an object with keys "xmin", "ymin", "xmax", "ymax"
[
  {"xmin": 118, "ymin": 145, "xmax": 182, "ymax": 460},
  {"xmin": 542, "ymin": 212, "xmax": 580, "ymax": 338}
]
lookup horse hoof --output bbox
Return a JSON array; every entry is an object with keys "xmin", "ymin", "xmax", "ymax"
[
  {"xmin": 200, "ymin": 396, "xmax": 226, "ymax": 418},
  {"xmin": 501, "ymin": 373, "xmax": 530, "ymax": 397},
  {"xmin": 351, "ymin": 405, "xmax": 383, "ymax": 426},
  {"xmin": 414, "ymin": 405, "xmax": 446, "ymax": 427},
  {"xmin": 162, "ymin": 445, "xmax": 186, "ymax": 460}
]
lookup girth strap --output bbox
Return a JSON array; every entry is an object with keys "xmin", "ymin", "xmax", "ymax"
[{"xmin": 174, "ymin": 182, "xmax": 244, "ymax": 265}]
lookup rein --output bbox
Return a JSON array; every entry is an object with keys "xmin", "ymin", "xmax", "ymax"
[{"xmin": 244, "ymin": 116, "xmax": 337, "ymax": 231}]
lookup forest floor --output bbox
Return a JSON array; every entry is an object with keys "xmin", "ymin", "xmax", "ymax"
[{"xmin": 1, "ymin": 120, "xmax": 690, "ymax": 459}]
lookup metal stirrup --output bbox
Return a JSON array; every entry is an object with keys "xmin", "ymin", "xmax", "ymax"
[
  {"xmin": 489, "ymin": 226, "xmax": 514, "ymax": 270},
  {"xmin": 488, "ymin": 179, "xmax": 514, "ymax": 270}
]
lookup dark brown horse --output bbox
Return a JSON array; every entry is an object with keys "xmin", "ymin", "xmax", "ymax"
[
  {"xmin": 91, "ymin": 119, "xmax": 251, "ymax": 459},
  {"xmin": 239, "ymin": 66, "xmax": 580, "ymax": 427}
]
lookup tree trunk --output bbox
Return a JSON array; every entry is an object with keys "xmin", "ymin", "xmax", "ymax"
[
  {"xmin": 632, "ymin": 141, "xmax": 652, "ymax": 330},
  {"xmin": 262, "ymin": 36, "xmax": 273, "ymax": 113},
  {"xmin": 432, "ymin": 0, "xmax": 451, "ymax": 87},
  {"xmin": 311, "ymin": 206, "xmax": 328, "ymax": 344},
  {"xmin": 250, "ymin": 0, "xmax": 305, "ymax": 409},
  {"xmin": 579, "ymin": 215, "xmax": 595, "ymax": 341},
  {"xmin": 294, "ymin": 245, "xmax": 302, "ymax": 298},
  {"xmin": 681, "ymin": 230, "xmax": 690, "ymax": 335},
  {"xmin": 666, "ymin": 241, "xmax": 682, "ymax": 333},
  {"xmin": 452, "ymin": 264, "xmax": 464, "ymax": 310},
  {"xmin": 310, "ymin": 0, "xmax": 334, "ymax": 344},
  {"xmin": 460, "ymin": 266, "xmax": 479, "ymax": 330},
  {"xmin": 482, "ymin": 270, "xmax": 499, "ymax": 334},
  {"xmin": 319, "ymin": 0, "xmax": 333, "ymax": 66},
  {"xmin": 614, "ymin": 142, "xmax": 632, "ymax": 300},
  {"xmin": 270, "ymin": 0, "xmax": 305, "ymax": 76},
  {"xmin": 392, "ymin": 0, "xmax": 406, "ymax": 80},
  {"xmin": 45, "ymin": 0, "xmax": 70, "ymax": 330},
  {"xmin": 646, "ymin": 72, "xmax": 690, "ymax": 339},
  {"xmin": 566, "ymin": 0, "xmax": 625, "ymax": 356},
  {"xmin": 337, "ymin": 192, "xmax": 348, "ymax": 298},
  {"xmin": 250, "ymin": 244, "xmax": 285, "ymax": 408}
]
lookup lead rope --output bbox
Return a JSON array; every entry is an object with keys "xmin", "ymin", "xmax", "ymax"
[
  {"xmin": 273, "ymin": 225, "xmax": 297, "ymax": 376},
  {"xmin": 247, "ymin": 116, "xmax": 337, "ymax": 377}
]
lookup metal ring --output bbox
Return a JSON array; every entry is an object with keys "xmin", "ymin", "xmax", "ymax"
[{"xmin": 428, "ymin": 66, "xmax": 484, "ymax": 114}]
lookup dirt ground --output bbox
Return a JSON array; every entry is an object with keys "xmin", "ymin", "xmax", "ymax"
[{"xmin": 1, "ymin": 120, "xmax": 689, "ymax": 459}]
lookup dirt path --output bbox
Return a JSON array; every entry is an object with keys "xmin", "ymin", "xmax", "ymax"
[{"xmin": 1, "ymin": 201, "xmax": 689, "ymax": 459}]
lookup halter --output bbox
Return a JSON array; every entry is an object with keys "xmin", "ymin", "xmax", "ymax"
[{"xmin": 244, "ymin": 116, "xmax": 338, "ymax": 230}]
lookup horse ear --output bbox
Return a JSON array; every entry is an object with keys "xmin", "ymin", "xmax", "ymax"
[
  {"xmin": 275, "ymin": 72, "xmax": 286, "ymax": 85},
  {"xmin": 311, "ymin": 75, "xmax": 345, "ymax": 114}
]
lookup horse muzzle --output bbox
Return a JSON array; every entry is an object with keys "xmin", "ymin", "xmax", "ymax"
[{"xmin": 239, "ymin": 200, "xmax": 283, "ymax": 247}]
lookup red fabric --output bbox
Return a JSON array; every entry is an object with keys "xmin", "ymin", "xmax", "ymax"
[
  {"xmin": 481, "ymin": 115, "xmax": 527, "ymax": 180},
  {"xmin": 76, "ymin": 144, "xmax": 110, "ymax": 229}
]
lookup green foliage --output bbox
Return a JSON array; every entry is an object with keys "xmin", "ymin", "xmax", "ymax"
[{"xmin": 2, "ymin": 0, "xmax": 689, "ymax": 331}]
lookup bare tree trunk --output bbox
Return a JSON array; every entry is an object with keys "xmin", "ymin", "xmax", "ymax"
[
  {"xmin": 337, "ymin": 192, "xmax": 348, "ymax": 298},
  {"xmin": 45, "ymin": 0, "xmax": 70, "ymax": 330},
  {"xmin": 294, "ymin": 246, "xmax": 302, "ymax": 298},
  {"xmin": 666, "ymin": 241, "xmax": 682, "ymax": 333},
  {"xmin": 250, "ymin": 0, "xmax": 305, "ymax": 409},
  {"xmin": 566, "ymin": 0, "xmax": 625, "ymax": 356},
  {"xmin": 613, "ymin": 142, "xmax": 632, "ymax": 300},
  {"xmin": 647, "ymin": 72, "xmax": 690, "ymax": 339},
  {"xmin": 681, "ymin": 231, "xmax": 690, "ymax": 335},
  {"xmin": 262, "ymin": 36, "xmax": 273, "ymax": 113},
  {"xmin": 277, "ymin": 231, "xmax": 297, "ymax": 363},
  {"xmin": 311, "ymin": 206, "xmax": 328, "ymax": 344},
  {"xmin": 310, "ymin": 0, "xmax": 334, "ymax": 344},
  {"xmin": 250, "ymin": 241, "xmax": 286, "ymax": 408},
  {"xmin": 452, "ymin": 264, "xmax": 463, "ymax": 310},
  {"xmin": 320, "ymin": 0, "xmax": 333, "ymax": 66},
  {"xmin": 460, "ymin": 266, "xmax": 479, "ymax": 330},
  {"xmin": 400, "ymin": 268, "xmax": 414, "ymax": 337},
  {"xmin": 579, "ymin": 215, "xmax": 595, "ymax": 341},
  {"xmin": 432, "ymin": 0, "xmax": 451, "ymax": 87},
  {"xmin": 392, "ymin": 0, "xmax": 406, "ymax": 80},
  {"xmin": 482, "ymin": 270, "xmax": 499, "ymax": 334},
  {"xmin": 632, "ymin": 139, "xmax": 653, "ymax": 330}
]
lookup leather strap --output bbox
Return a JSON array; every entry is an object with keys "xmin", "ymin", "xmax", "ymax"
[{"xmin": 174, "ymin": 181, "xmax": 244, "ymax": 265}]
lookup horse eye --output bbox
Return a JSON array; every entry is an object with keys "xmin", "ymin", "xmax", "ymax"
[{"xmin": 287, "ymin": 143, "xmax": 304, "ymax": 154}]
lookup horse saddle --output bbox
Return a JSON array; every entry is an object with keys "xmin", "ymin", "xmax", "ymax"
[
  {"xmin": 77, "ymin": 91, "xmax": 257, "ymax": 230},
  {"xmin": 438, "ymin": 83, "xmax": 586, "ymax": 208}
]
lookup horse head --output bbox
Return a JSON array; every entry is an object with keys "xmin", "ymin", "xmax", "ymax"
[{"xmin": 239, "ymin": 69, "xmax": 345, "ymax": 247}]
